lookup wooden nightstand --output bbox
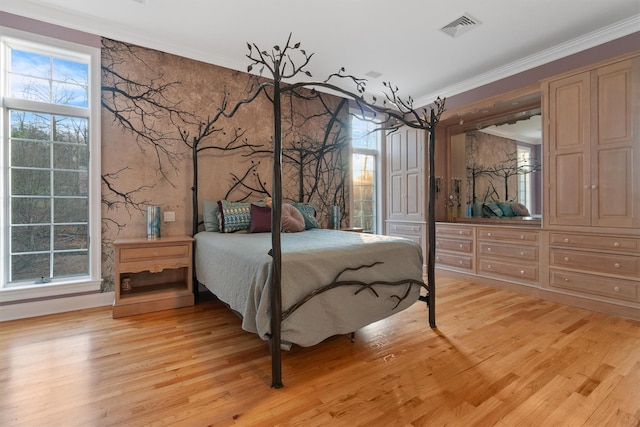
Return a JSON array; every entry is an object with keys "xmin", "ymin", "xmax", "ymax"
[{"xmin": 113, "ymin": 235, "xmax": 194, "ymax": 318}]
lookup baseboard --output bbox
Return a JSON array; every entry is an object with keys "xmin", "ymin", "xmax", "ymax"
[{"xmin": 0, "ymin": 291, "xmax": 115, "ymax": 322}]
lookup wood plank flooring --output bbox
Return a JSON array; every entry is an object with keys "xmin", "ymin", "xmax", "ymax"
[{"xmin": 1, "ymin": 276, "xmax": 639, "ymax": 426}]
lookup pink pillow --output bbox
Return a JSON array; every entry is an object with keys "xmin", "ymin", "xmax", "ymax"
[{"xmin": 281, "ymin": 203, "xmax": 305, "ymax": 232}]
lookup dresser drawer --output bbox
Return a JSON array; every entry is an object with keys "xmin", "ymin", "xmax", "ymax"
[
  {"xmin": 549, "ymin": 233, "xmax": 640, "ymax": 254},
  {"xmin": 436, "ymin": 224, "xmax": 473, "ymax": 238},
  {"xmin": 435, "ymin": 252, "xmax": 473, "ymax": 271},
  {"xmin": 550, "ymin": 249, "xmax": 639, "ymax": 278},
  {"xmin": 388, "ymin": 222, "xmax": 424, "ymax": 237},
  {"xmin": 478, "ymin": 227, "xmax": 539, "ymax": 243},
  {"xmin": 478, "ymin": 241, "xmax": 538, "ymax": 261},
  {"xmin": 550, "ymin": 269, "xmax": 638, "ymax": 302},
  {"xmin": 119, "ymin": 243, "xmax": 191, "ymax": 263},
  {"xmin": 436, "ymin": 237, "xmax": 473, "ymax": 254},
  {"xmin": 478, "ymin": 259, "xmax": 538, "ymax": 282}
]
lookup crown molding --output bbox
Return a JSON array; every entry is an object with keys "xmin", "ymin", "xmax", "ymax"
[{"xmin": 414, "ymin": 14, "xmax": 640, "ymax": 108}]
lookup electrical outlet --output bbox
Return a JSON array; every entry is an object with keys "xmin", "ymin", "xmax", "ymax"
[{"xmin": 164, "ymin": 211, "xmax": 175, "ymax": 222}]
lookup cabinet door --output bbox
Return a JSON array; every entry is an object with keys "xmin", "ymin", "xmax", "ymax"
[
  {"xmin": 591, "ymin": 58, "xmax": 639, "ymax": 228},
  {"xmin": 387, "ymin": 131, "xmax": 405, "ymax": 221},
  {"xmin": 548, "ymin": 72, "xmax": 591, "ymax": 226},
  {"xmin": 404, "ymin": 128, "xmax": 423, "ymax": 222},
  {"xmin": 386, "ymin": 127, "xmax": 424, "ymax": 222}
]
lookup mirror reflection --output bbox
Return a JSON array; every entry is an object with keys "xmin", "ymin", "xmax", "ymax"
[{"xmin": 450, "ymin": 102, "xmax": 542, "ymax": 221}]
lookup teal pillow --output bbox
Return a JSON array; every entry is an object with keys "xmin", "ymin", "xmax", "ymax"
[
  {"xmin": 482, "ymin": 203, "xmax": 503, "ymax": 218},
  {"xmin": 292, "ymin": 202, "xmax": 320, "ymax": 229},
  {"xmin": 203, "ymin": 199, "xmax": 220, "ymax": 232},
  {"xmin": 498, "ymin": 202, "xmax": 514, "ymax": 217},
  {"xmin": 218, "ymin": 200, "xmax": 252, "ymax": 232}
]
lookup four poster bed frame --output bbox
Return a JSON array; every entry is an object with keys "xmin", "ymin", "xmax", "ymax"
[{"xmin": 189, "ymin": 39, "xmax": 441, "ymax": 387}]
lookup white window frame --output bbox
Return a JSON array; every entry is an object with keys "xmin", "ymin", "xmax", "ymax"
[
  {"xmin": 0, "ymin": 27, "xmax": 102, "ymax": 302},
  {"xmin": 350, "ymin": 115, "xmax": 381, "ymax": 234}
]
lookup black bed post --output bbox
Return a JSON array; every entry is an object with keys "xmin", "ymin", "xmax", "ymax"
[
  {"xmin": 427, "ymin": 111, "xmax": 437, "ymax": 328},
  {"xmin": 270, "ymin": 71, "xmax": 284, "ymax": 389},
  {"xmin": 191, "ymin": 137, "xmax": 200, "ymax": 304}
]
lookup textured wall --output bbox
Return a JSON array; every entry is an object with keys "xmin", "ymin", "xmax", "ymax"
[{"xmin": 100, "ymin": 39, "xmax": 349, "ymax": 291}]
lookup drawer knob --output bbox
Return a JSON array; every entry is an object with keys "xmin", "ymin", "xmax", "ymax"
[
  {"xmin": 614, "ymin": 263, "xmax": 620, "ymax": 269},
  {"xmin": 436, "ymin": 256, "xmax": 440, "ymax": 261},
  {"xmin": 459, "ymin": 260, "xmax": 464, "ymax": 265},
  {"xmin": 591, "ymin": 184, "xmax": 598, "ymax": 190},
  {"xmin": 564, "ymin": 278, "xmax": 569, "ymax": 282},
  {"xmin": 459, "ymin": 244, "xmax": 463, "ymax": 249},
  {"xmin": 564, "ymin": 238, "xmax": 569, "ymax": 243},
  {"xmin": 520, "ymin": 235, "xmax": 524, "ymax": 240},
  {"xmin": 487, "ymin": 232, "xmax": 492, "ymax": 237},
  {"xmin": 614, "ymin": 286, "xmax": 620, "ymax": 292},
  {"xmin": 614, "ymin": 242, "xmax": 621, "ymax": 248},
  {"xmin": 520, "ymin": 251, "xmax": 525, "ymax": 256},
  {"xmin": 563, "ymin": 257, "xmax": 570, "ymax": 262},
  {"xmin": 487, "ymin": 264, "xmax": 492, "ymax": 269},
  {"xmin": 459, "ymin": 230, "xmax": 463, "ymax": 235},
  {"xmin": 520, "ymin": 270, "xmax": 525, "ymax": 275},
  {"xmin": 487, "ymin": 247, "xmax": 492, "ymax": 252}
]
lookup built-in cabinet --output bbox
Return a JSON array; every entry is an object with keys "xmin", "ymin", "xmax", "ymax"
[
  {"xmin": 385, "ymin": 127, "xmax": 427, "ymax": 253},
  {"xmin": 426, "ymin": 51, "xmax": 640, "ymax": 320},
  {"xmin": 546, "ymin": 56, "xmax": 640, "ymax": 229}
]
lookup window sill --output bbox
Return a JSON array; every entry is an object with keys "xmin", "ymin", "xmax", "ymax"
[{"xmin": 0, "ymin": 278, "xmax": 103, "ymax": 304}]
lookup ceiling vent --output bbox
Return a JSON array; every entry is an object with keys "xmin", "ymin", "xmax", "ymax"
[{"xmin": 441, "ymin": 14, "xmax": 480, "ymax": 38}]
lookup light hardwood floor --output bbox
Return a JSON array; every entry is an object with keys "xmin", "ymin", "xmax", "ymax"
[{"xmin": 1, "ymin": 276, "xmax": 639, "ymax": 427}]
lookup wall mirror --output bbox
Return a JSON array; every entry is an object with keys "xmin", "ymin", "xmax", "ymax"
[{"xmin": 447, "ymin": 92, "xmax": 542, "ymax": 221}]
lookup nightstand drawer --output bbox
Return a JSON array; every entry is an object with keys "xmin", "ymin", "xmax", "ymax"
[
  {"xmin": 119, "ymin": 243, "xmax": 190, "ymax": 263},
  {"xmin": 478, "ymin": 242, "xmax": 538, "ymax": 261}
]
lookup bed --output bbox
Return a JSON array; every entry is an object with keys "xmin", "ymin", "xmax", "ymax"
[{"xmin": 194, "ymin": 228, "xmax": 426, "ymax": 348}]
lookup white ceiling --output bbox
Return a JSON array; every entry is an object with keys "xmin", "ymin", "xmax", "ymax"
[{"xmin": 1, "ymin": 0, "xmax": 639, "ymax": 108}]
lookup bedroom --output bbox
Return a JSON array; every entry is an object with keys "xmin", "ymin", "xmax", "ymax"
[{"xmin": 1, "ymin": 1, "xmax": 639, "ymax": 425}]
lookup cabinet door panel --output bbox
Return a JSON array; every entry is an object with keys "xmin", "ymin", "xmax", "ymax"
[
  {"xmin": 549, "ymin": 73, "xmax": 590, "ymax": 152},
  {"xmin": 550, "ymin": 152, "xmax": 589, "ymax": 225},
  {"xmin": 592, "ymin": 58, "xmax": 639, "ymax": 228},
  {"xmin": 594, "ymin": 147, "xmax": 633, "ymax": 227},
  {"xmin": 548, "ymin": 72, "xmax": 591, "ymax": 226},
  {"xmin": 596, "ymin": 60, "xmax": 633, "ymax": 145},
  {"xmin": 387, "ymin": 132, "xmax": 405, "ymax": 221},
  {"xmin": 404, "ymin": 128, "xmax": 423, "ymax": 221}
]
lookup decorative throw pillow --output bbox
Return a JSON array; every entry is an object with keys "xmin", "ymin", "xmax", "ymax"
[
  {"xmin": 482, "ymin": 203, "xmax": 504, "ymax": 218},
  {"xmin": 497, "ymin": 202, "xmax": 515, "ymax": 217},
  {"xmin": 511, "ymin": 202, "xmax": 530, "ymax": 216},
  {"xmin": 281, "ymin": 203, "xmax": 305, "ymax": 232},
  {"xmin": 217, "ymin": 200, "xmax": 252, "ymax": 232},
  {"xmin": 250, "ymin": 204, "xmax": 271, "ymax": 233},
  {"xmin": 203, "ymin": 199, "xmax": 220, "ymax": 232},
  {"xmin": 292, "ymin": 202, "xmax": 320, "ymax": 229}
]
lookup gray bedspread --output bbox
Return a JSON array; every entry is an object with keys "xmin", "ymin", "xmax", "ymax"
[{"xmin": 194, "ymin": 229, "xmax": 424, "ymax": 347}]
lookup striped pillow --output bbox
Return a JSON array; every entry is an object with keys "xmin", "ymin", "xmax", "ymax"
[{"xmin": 217, "ymin": 200, "xmax": 251, "ymax": 232}]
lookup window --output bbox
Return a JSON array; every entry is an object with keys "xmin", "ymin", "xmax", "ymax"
[
  {"xmin": 517, "ymin": 145, "xmax": 532, "ymax": 209},
  {"xmin": 1, "ymin": 29, "xmax": 101, "ymax": 298},
  {"xmin": 351, "ymin": 116, "xmax": 380, "ymax": 233}
]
